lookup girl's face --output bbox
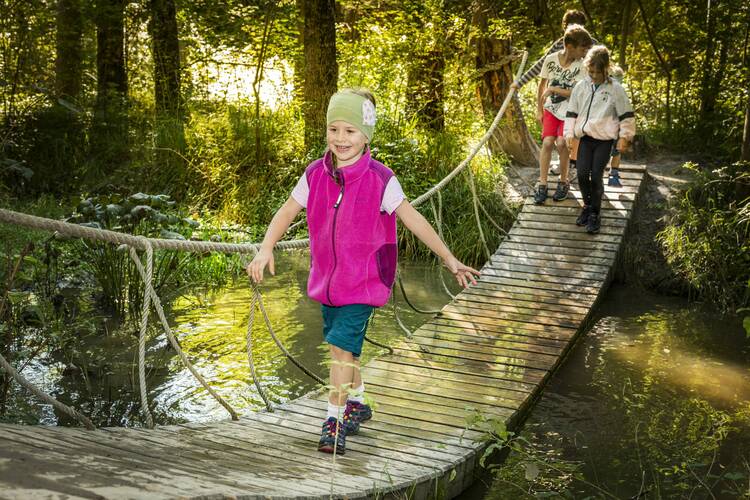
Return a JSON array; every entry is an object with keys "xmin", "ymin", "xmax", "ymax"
[
  {"xmin": 327, "ymin": 120, "xmax": 368, "ymax": 167},
  {"xmin": 588, "ymin": 65, "xmax": 606, "ymax": 84}
]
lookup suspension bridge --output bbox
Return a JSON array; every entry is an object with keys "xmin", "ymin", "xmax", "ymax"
[{"xmin": 0, "ymin": 54, "xmax": 650, "ymax": 499}]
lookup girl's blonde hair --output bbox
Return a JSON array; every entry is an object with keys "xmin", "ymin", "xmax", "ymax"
[{"xmin": 584, "ymin": 45, "xmax": 611, "ymax": 81}]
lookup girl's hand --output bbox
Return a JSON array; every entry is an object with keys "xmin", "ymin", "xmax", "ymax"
[
  {"xmin": 246, "ymin": 248, "xmax": 275, "ymax": 283},
  {"xmin": 536, "ymin": 108, "xmax": 544, "ymax": 124},
  {"xmin": 617, "ymin": 137, "xmax": 630, "ymax": 152},
  {"xmin": 443, "ymin": 256, "xmax": 481, "ymax": 288}
]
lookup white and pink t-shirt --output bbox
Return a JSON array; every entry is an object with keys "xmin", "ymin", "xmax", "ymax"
[{"xmin": 291, "ymin": 172, "xmax": 406, "ymax": 215}]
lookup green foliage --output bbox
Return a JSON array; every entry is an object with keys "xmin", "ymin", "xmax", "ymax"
[
  {"xmin": 66, "ymin": 192, "xmax": 228, "ymax": 317},
  {"xmin": 657, "ymin": 161, "xmax": 750, "ymax": 311}
]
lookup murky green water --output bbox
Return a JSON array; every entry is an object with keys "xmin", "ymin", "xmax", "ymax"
[{"xmin": 461, "ymin": 285, "xmax": 750, "ymax": 500}]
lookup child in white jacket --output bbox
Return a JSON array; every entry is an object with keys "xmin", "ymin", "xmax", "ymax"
[{"xmin": 563, "ymin": 46, "xmax": 635, "ymax": 234}]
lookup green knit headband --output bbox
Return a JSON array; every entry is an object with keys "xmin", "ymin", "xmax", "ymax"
[{"xmin": 326, "ymin": 91, "xmax": 377, "ymax": 142}]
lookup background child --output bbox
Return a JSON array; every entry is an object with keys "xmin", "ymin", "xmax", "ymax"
[
  {"xmin": 534, "ymin": 25, "xmax": 593, "ymax": 205},
  {"xmin": 246, "ymin": 89, "xmax": 480, "ymax": 455},
  {"xmin": 564, "ymin": 46, "xmax": 636, "ymax": 234}
]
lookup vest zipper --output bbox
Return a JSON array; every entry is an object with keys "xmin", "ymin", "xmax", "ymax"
[
  {"xmin": 581, "ymin": 83, "xmax": 599, "ymax": 136},
  {"xmin": 326, "ymin": 175, "xmax": 345, "ymax": 305}
]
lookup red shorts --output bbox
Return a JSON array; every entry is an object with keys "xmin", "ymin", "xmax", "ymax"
[{"xmin": 541, "ymin": 110, "xmax": 565, "ymax": 139}]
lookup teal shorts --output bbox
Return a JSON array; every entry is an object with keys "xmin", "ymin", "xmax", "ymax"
[{"xmin": 321, "ymin": 304, "xmax": 375, "ymax": 358}]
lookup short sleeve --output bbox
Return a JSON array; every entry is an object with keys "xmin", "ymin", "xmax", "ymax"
[
  {"xmin": 381, "ymin": 176, "xmax": 406, "ymax": 214},
  {"xmin": 539, "ymin": 54, "xmax": 552, "ymax": 79},
  {"xmin": 290, "ymin": 173, "xmax": 309, "ymax": 208}
]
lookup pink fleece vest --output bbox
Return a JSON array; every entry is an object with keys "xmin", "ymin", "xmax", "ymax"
[{"xmin": 305, "ymin": 149, "xmax": 398, "ymax": 307}]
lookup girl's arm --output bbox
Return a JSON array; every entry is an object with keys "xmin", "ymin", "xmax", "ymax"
[
  {"xmin": 394, "ymin": 200, "xmax": 480, "ymax": 288},
  {"xmin": 563, "ymin": 83, "xmax": 582, "ymax": 141},
  {"xmin": 536, "ymin": 78, "xmax": 548, "ymax": 122},
  {"xmin": 614, "ymin": 84, "xmax": 636, "ymax": 142},
  {"xmin": 546, "ymin": 86, "xmax": 573, "ymax": 98},
  {"xmin": 246, "ymin": 196, "xmax": 304, "ymax": 283}
]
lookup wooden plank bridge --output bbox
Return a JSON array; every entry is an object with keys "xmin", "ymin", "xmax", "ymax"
[{"xmin": 0, "ymin": 165, "xmax": 647, "ymax": 499}]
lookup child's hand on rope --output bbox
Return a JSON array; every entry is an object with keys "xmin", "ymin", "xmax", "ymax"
[
  {"xmin": 246, "ymin": 248, "xmax": 275, "ymax": 283},
  {"xmin": 443, "ymin": 255, "xmax": 480, "ymax": 288}
]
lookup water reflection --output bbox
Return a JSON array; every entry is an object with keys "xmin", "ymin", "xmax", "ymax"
[{"xmin": 464, "ymin": 285, "xmax": 750, "ymax": 500}]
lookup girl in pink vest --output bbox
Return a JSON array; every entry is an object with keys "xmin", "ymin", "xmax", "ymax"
[{"xmin": 247, "ymin": 89, "xmax": 479, "ymax": 455}]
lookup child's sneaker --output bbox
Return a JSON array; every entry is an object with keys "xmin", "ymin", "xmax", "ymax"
[
  {"xmin": 533, "ymin": 184, "xmax": 547, "ymax": 205},
  {"xmin": 342, "ymin": 400, "xmax": 372, "ymax": 435},
  {"xmin": 552, "ymin": 181, "xmax": 569, "ymax": 201},
  {"xmin": 318, "ymin": 417, "xmax": 346, "ymax": 455},
  {"xmin": 607, "ymin": 169, "xmax": 622, "ymax": 187},
  {"xmin": 576, "ymin": 205, "xmax": 591, "ymax": 226},
  {"xmin": 586, "ymin": 212, "xmax": 601, "ymax": 234}
]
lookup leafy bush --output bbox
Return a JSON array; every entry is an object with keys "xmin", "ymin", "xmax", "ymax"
[{"xmin": 657, "ymin": 161, "xmax": 750, "ymax": 311}]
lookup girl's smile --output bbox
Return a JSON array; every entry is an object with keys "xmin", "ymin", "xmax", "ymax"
[{"xmin": 327, "ymin": 120, "xmax": 368, "ymax": 167}]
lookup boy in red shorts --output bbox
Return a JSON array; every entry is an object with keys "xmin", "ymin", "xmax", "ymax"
[{"xmin": 533, "ymin": 25, "xmax": 592, "ymax": 204}]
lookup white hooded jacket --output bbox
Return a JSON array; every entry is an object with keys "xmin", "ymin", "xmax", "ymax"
[{"xmin": 563, "ymin": 76, "xmax": 635, "ymax": 142}]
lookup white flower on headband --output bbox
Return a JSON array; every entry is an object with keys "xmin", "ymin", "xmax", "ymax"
[{"xmin": 362, "ymin": 100, "xmax": 376, "ymax": 126}]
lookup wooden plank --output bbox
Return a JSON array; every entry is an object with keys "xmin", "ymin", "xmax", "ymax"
[
  {"xmin": 524, "ymin": 196, "xmax": 634, "ymax": 211},
  {"xmin": 483, "ymin": 260, "xmax": 609, "ymax": 280},
  {"xmin": 479, "ymin": 267, "xmax": 605, "ymax": 289},
  {"xmin": 493, "ymin": 246, "xmax": 615, "ymax": 266},
  {"xmin": 435, "ymin": 311, "xmax": 578, "ymax": 341},
  {"xmin": 476, "ymin": 274, "xmax": 603, "ymax": 295},
  {"xmin": 448, "ymin": 294, "xmax": 590, "ymax": 319},
  {"xmin": 364, "ymin": 358, "xmax": 538, "ymax": 393},
  {"xmin": 429, "ymin": 316, "xmax": 577, "ymax": 342},
  {"xmin": 503, "ymin": 234, "xmax": 620, "ymax": 251},
  {"xmin": 521, "ymin": 204, "xmax": 630, "ymax": 218},
  {"xmin": 417, "ymin": 321, "xmax": 573, "ymax": 351},
  {"xmin": 382, "ymin": 351, "xmax": 549, "ymax": 385},
  {"xmin": 442, "ymin": 303, "xmax": 583, "ymax": 329},
  {"xmin": 515, "ymin": 218, "xmax": 627, "ymax": 235},
  {"xmin": 498, "ymin": 241, "xmax": 617, "ymax": 261},
  {"xmin": 517, "ymin": 211, "xmax": 628, "ymax": 227},
  {"xmin": 396, "ymin": 338, "xmax": 560, "ymax": 372},
  {"xmin": 509, "ymin": 227, "xmax": 623, "ymax": 244},
  {"xmin": 489, "ymin": 253, "xmax": 611, "ymax": 272},
  {"xmin": 409, "ymin": 327, "xmax": 563, "ymax": 358},
  {"xmin": 545, "ymin": 180, "xmax": 642, "ymax": 192}
]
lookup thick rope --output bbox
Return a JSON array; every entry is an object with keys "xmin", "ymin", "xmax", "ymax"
[
  {"xmin": 249, "ymin": 283, "xmax": 326, "ymax": 386},
  {"xmin": 465, "ymin": 166, "xmax": 492, "ymax": 260},
  {"xmin": 246, "ymin": 287, "xmax": 274, "ymax": 411},
  {"xmin": 0, "ymin": 351, "xmax": 96, "ymax": 430},
  {"xmin": 396, "ymin": 269, "xmax": 440, "ymax": 314},
  {"xmin": 363, "ymin": 333, "xmax": 394, "ymax": 354},
  {"xmin": 129, "ymin": 240, "xmax": 239, "ymax": 421},
  {"xmin": 430, "ymin": 193, "xmax": 456, "ymax": 299},
  {"xmin": 128, "ymin": 245, "xmax": 155, "ymax": 428},
  {"xmin": 392, "ymin": 293, "xmax": 414, "ymax": 338}
]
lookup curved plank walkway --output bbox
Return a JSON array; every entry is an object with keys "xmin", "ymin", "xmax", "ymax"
[{"xmin": 0, "ymin": 164, "xmax": 647, "ymax": 499}]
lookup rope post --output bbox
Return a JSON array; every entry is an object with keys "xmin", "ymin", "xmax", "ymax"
[{"xmin": 128, "ymin": 242, "xmax": 155, "ymax": 429}]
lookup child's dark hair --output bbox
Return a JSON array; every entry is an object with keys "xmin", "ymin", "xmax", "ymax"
[
  {"xmin": 563, "ymin": 24, "xmax": 593, "ymax": 48},
  {"xmin": 341, "ymin": 88, "xmax": 376, "ymax": 108},
  {"xmin": 562, "ymin": 9, "xmax": 587, "ymax": 29},
  {"xmin": 584, "ymin": 45, "xmax": 611, "ymax": 79}
]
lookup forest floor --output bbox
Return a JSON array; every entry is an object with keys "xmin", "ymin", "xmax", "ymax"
[{"xmin": 503, "ymin": 151, "xmax": 696, "ymax": 295}]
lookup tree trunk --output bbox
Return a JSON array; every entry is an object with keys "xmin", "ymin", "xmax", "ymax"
[
  {"xmin": 406, "ymin": 49, "xmax": 445, "ymax": 131},
  {"xmin": 95, "ymin": 0, "xmax": 127, "ymax": 111},
  {"xmin": 149, "ymin": 0, "xmax": 185, "ymax": 177},
  {"xmin": 472, "ymin": 4, "xmax": 537, "ymax": 167},
  {"xmin": 55, "ymin": 0, "xmax": 83, "ymax": 101},
  {"xmin": 91, "ymin": 0, "xmax": 128, "ymax": 169},
  {"xmin": 699, "ymin": 0, "xmax": 717, "ymax": 122},
  {"xmin": 742, "ymin": 92, "xmax": 750, "ymax": 161},
  {"xmin": 302, "ymin": 0, "xmax": 338, "ymax": 152},
  {"xmin": 619, "ymin": 0, "xmax": 632, "ymax": 71}
]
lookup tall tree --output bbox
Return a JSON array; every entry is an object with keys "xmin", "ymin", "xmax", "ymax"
[
  {"xmin": 471, "ymin": 1, "xmax": 537, "ymax": 166},
  {"xmin": 91, "ymin": 0, "xmax": 128, "ymax": 169},
  {"xmin": 149, "ymin": 0, "xmax": 185, "ymax": 174},
  {"xmin": 55, "ymin": 0, "xmax": 84, "ymax": 101},
  {"xmin": 302, "ymin": 0, "xmax": 338, "ymax": 151},
  {"xmin": 618, "ymin": 0, "xmax": 632, "ymax": 71}
]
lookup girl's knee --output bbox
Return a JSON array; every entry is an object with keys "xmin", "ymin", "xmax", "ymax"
[
  {"xmin": 541, "ymin": 137, "xmax": 556, "ymax": 149},
  {"xmin": 555, "ymin": 138, "xmax": 568, "ymax": 150},
  {"xmin": 329, "ymin": 344, "xmax": 354, "ymax": 361}
]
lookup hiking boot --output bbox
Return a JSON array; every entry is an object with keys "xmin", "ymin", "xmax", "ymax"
[
  {"xmin": 607, "ymin": 170, "xmax": 622, "ymax": 187},
  {"xmin": 342, "ymin": 401, "xmax": 373, "ymax": 435},
  {"xmin": 533, "ymin": 184, "xmax": 547, "ymax": 205},
  {"xmin": 576, "ymin": 205, "xmax": 591, "ymax": 226},
  {"xmin": 552, "ymin": 181, "xmax": 570, "ymax": 201},
  {"xmin": 586, "ymin": 212, "xmax": 601, "ymax": 234},
  {"xmin": 318, "ymin": 417, "xmax": 346, "ymax": 455}
]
